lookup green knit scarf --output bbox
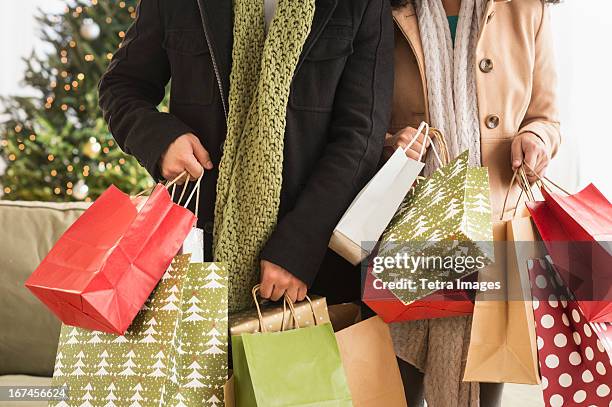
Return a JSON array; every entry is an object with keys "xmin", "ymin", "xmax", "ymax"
[{"xmin": 214, "ymin": 0, "xmax": 316, "ymax": 312}]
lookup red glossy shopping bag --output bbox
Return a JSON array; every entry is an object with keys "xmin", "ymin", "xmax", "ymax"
[
  {"xmin": 527, "ymin": 257, "xmax": 612, "ymax": 406},
  {"xmin": 541, "ymin": 183, "xmax": 612, "ymax": 243},
  {"xmin": 362, "ymin": 265, "xmax": 474, "ymax": 323},
  {"xmin": 528, "ymin": 199, "xmax": 612, "ymax": 322},
  {"xmin": 25, "ymin": 179, "xmax": 197, "ymax": 335}
]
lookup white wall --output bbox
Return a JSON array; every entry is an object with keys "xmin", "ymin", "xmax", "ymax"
[
  {"xmin": 0, "ymin": 1, "xmax": 64, "ymax": 100},
  {"xmin": 548, "ymin": 1, "xmax": 612, "ymax": 197},
  {"xmin": 0, "ymin": 0, "xmax": 65, "ymax": 175}
]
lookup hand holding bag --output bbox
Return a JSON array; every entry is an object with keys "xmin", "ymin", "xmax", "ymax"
[
  {"xmin": 26, "ymin": 172, "xmax": 198, "ymax": 334},
  {"xmin": 232, "ymin": 286, "xmax": 352, "ymax": 407}
]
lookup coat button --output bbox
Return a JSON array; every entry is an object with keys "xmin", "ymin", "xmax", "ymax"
[
  {"xmin": 485, "ymin": 115, "xmax": 500, "ymax": 129},
  {"xmin": 204, "ymin": 221, "xmax": 214, "ymax": 234},
  {"xmin": 479, "ymin": 58, "xmax": 493, "ymax": 73}
]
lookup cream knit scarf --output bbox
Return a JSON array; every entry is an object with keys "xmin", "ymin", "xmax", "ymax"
[
  {"xmin": 415, "ymin": 0, "xmax": 485, "ymax": 174},
  {"xmin": 214, "ymin": 0, "xmax": 316, "ymax": 312}
]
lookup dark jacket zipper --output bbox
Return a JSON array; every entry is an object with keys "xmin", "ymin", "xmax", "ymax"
[{"xmin": 195, "ymin": 1, "xmax": 228, "ymax": 121}]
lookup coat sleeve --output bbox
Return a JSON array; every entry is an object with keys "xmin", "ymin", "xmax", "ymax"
[
  {"xmin": 260, "ymin": 0, "xmax": 394, "ymax": 285},
  {"xmin": 518, "ymin": 4, "xmax": 561, "ymax": 157},
  {"xmin": 98, "ymin": 0, "xmax": 193, "ymax": 180}
]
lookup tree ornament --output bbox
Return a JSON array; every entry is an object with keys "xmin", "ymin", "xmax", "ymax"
[
  {"xmin": 73, "ymin": 180, "xmax": 89, "ymax": 200},
  {"xmin": 83, "ymin": 137, "xmax": 102, "ymax": 158},
  {"xmin": 80, "ymin": 18, "xmax": 100, "ymax": 40}
]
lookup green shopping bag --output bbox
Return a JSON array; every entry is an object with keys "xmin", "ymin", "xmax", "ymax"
[
  {"xmin": 50, "ymin": 254, "xmax": 229, "ymax": 407},
  {"xmin": 376, "ymin": 150, "xmax": 494, "ymax": 304},
  {"xmin": 232, "ymin": 287, "xmax": 352, "ymax": 407}
]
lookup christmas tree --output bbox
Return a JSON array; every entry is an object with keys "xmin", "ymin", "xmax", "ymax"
[{"xmin": 0, "ymin": 0, "xmax": 156, "ymax": 202}]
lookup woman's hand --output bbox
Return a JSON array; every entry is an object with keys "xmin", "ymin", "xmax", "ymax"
[
  {"xmin": 511, "ymin": 132, "xmax": 550, "ymax": 183},
  {"xmin": 383, "ymin": 126, "xmax": 430, "ymax": 161}
]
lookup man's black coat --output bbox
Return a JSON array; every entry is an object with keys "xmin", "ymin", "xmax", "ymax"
[{"xmin": 99, "ymin": 0, "xmax": 394, "ymax": 304}]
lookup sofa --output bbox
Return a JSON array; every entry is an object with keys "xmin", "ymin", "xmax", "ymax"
[{"xmin": 0, "ymin": 200, "xmax": 89, "ymax": 407}]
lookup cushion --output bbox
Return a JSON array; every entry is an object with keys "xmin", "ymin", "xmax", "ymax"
[{"xmin": 0, "ymin": 201, "xmax": 88, "ymax": 377}]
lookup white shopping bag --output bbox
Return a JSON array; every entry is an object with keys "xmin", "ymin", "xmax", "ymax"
[
  {"xmin": 329, "ymin": 122, "xmax": 430, "ymax": 265},
  {"xmin": 175, "ymin": 173, "xmax": 204, "ymax": 263},
  {"xmin": 183, "ymin": 226, "xmax": 204, "ymax": 263}
]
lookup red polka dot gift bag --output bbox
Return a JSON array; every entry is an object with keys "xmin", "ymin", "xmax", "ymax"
[{"xmin": 528, "ymin": 256, "xmax": 612, "ymax": 406}]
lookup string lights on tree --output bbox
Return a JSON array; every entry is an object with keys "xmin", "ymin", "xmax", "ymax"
[{"xmin": 0, "ymin": 0, "xmax": 153, "ymax": 201}]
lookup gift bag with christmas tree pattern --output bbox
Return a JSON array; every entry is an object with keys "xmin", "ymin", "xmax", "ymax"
[
  {"xmin": 49, "ymin": 254, "xmax": 229, "ymax": 407},
  {"xmin": 375, "ymin": 151, "xmax": 494, "ymax": 306}
]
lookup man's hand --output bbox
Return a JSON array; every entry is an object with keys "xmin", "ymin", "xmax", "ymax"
[
  {"xmin": 383, "ymin": 127, "xmax": 430, "ymax": 161},
  {"xmin": 259, "ymin": 260, "xmax": 307, "ymax": 303},
  {"xmin": 511, "ymin": 132, "xmax": 550, "ymax": 183},
  {"xmin": 159, "ymin": 133, "xmax": 213, "ymax": 182}
]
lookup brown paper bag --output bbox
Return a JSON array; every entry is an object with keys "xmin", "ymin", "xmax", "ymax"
[
  {"xmin": 336, "ymin": 316, "xmax": 408, "ymax": 407},
  {"xmin": 464, "ymin": 208, "xmax": 542, "ymax": 384},
  {"xmin": 328, "ymin": 302, "xmax": 361, "ymax": 331},
  {"xmin": 224, "ymin": 375, "xmax": 235, "ymax": 407}
]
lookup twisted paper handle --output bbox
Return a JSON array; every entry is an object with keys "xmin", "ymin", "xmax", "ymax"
[
  {"xmin": 522, "ymin": 163, "xmax": 571, "ymax": 196},
  {"xmin": 251, "ymin": 285, "xmax": 299, "ymax": 333},
  {"xmin": 250, "ymin": 285, "xmax": 318, "ymax": 333},
  {"xmin": 132, "ymin": 171, "xmax": 203, "ymax": 217},
  {"xmin": 500, "ymin": 165, "xmax": 535, "ymax": 220}
]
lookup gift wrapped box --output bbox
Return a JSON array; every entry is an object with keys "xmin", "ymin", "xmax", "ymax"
[{"xmin": 230, "ymin": 296, "xmax": 330, "ymax": 335}]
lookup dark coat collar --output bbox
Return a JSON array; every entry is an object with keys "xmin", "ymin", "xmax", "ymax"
[{"xmin": 195, "ymin": 0, "xmax": 338, "ymax": 83}]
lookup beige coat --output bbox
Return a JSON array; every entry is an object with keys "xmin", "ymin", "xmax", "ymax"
[
  {"xmin": 390, "ymin": 0, "xmax": 561, "ymax": 218},
  {"xmin": 389, "ymin": 2, "xmax": 561, "ymax": 404}
]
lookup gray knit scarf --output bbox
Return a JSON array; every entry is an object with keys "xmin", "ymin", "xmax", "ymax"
[{"xmin": 415, "ymin": 0, "xmax": 485, "ymax": 174}]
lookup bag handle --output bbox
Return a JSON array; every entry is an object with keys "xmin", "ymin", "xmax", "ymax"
[
  {"xmin": 251, "ymin": 285, "xmax": 299, "ymax": 333},
  {"xmin": 182, "ymin": 172, "xmax": 204, "ymax": 216},
  {"xmin": 522, "ymin": 163, "xmax": 571, "ymax": 196},
  {"xmin": 250, "ymin": 285, "xmax": 318, "ymax": 333},
  {"xmin": 428, "ymin": 127, "xmax": 451, "ymax": 167},
  {"xmin": 133, "ymin": 171, "xmax": 188, "ymax": 199},
  {"xmin": 402, "ymin": 122, "xmax": 450, "ymax": 168},
  {"xmin": 170, "ymin": 176, "xmax": 191, "ymax": 205},
  {"xmin": 500, "ymin": 165, "xmax": 535, "ymax": 221},
  {"xmin": 403, "ymin": 122, "xmax": 430, "ymax": 161},
  {"xmin": 283, "ymin": 293, "xmax": 319, "ymax": 329},
  {"xmin": 133, "ymin": 171, "xmax": 203, "ymax": 217}
]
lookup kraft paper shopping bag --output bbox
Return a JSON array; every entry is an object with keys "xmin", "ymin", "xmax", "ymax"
[
  {"xmin": 336, "ymin": 316, "xmax": 407, "ymax": 407},
  {"xmin": 464, "ymin": 210, "xmax": 541, "ymax": 384}
]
